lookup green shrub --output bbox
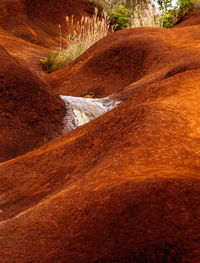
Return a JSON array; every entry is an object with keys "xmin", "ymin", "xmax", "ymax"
[
  {"xmin": 161, "ymin": 9, "xmax": 177, "ymax": 28},
  {"xmin": 112, "ymin": 4, "xmax": 132, "ymax": 29}
]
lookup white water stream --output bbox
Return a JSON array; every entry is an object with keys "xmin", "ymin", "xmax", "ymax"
[{"xmin": 60, "ymin": 95, "xmax": 121, "ymax": 133}]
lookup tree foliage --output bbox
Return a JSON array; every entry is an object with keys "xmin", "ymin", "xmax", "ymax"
[{"xmin": 159, "ymin": 0, "xmax": 197, "ymax": 28}]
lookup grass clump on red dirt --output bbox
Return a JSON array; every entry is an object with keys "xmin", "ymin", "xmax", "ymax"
[{"xmin": 41, "ymin": 8, "xmax": 112, "ymax": 73}]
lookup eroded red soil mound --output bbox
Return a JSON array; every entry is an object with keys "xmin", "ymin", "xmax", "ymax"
[
  {"xmin": 0, "ymin": 9, "xmax": 200, "ymax": 263},
  {"xmin": 0, "ymin": 45, "xmax": 65, "ymax": 162},
  {"xmin": 0, "ymin": 0, "xmax": 93, "ymax": 47}
]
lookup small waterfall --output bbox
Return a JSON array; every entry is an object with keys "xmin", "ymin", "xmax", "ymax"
[{"xmin": 60, "ymin": 95, "xmax": 121, "ymax": 133}]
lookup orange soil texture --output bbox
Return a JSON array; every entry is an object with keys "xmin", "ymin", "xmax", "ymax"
[{"xmin": 0, "ymin": 1, "xmax": 200, "ymax": 262}]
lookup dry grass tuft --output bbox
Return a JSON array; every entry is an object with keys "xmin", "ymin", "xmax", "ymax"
[
  {"xmin": 130, "ymin": 2, "xmax": 162, "ymax": 28},
  {"xmin": 41, "ymin": 9, "xmax": 112, "ymax": 72}
]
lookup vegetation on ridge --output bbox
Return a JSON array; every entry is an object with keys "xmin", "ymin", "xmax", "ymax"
[{"xmin": 41, "ymin": 0, "xmax": 199, "ymax": 72}]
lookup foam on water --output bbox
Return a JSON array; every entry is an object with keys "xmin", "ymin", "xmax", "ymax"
[{"xmin": 60, "ymin": 95, "xmax": 121, "ymax": 133}]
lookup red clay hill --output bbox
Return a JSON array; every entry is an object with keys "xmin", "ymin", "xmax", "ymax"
[
  {"xmin": 0, "ymin": 3, "xmax": 200, "ymax": 263},
  {"xmin": 0, "ymin": 0, "xmax": 92, "ymax": 46},
  {"xmin": 0, "ymin": 45, "xmax": 65, "ymax": 162}
]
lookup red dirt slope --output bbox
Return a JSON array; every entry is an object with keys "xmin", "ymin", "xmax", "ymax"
[
  {"xmin": 0, "ymin": 27, "xmax": 49, "ymax": 77},
  {"xmin": 0, "ymin": 12, "xmax": 200, "ymax": 261},
  {"xmin": 175, "ymin": 10, "xmax": 200, "ymax": 27},
  {"xmin": 0, "ymin": 45, "xmax": 65, "ymax": 163},
  {"xmin": 0, "ymin": 0, "xmax": 93, "ymax": 47}
]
